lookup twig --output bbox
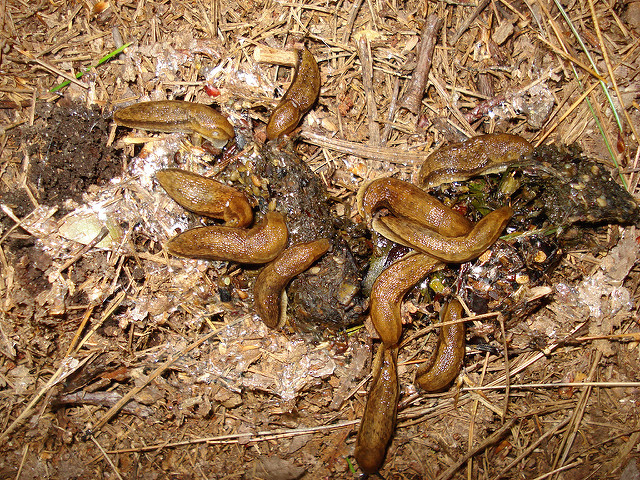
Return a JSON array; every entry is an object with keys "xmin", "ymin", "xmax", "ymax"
[
  {"xmin": 16, "ymin": 48, "xmax": 89, "ymax": 89},
  {"xmin": 586, "ymin": 0, "xmax": 640, "ymax": 148},
  {"xmin": 106, "ymin": 420, "xmax": 359, "ymax": 453},
  {"xmin": 462, "ymin": 381, "xmax": 640, "ymax": 391},
  {"xmin": 450, "ymin": 0, "xmax": 490, "ymax": 45},
  {"xmin": 58, "ymin": 227, "xmax": 110, "ymax": 272},
  {"xmin": 67, "ymin": 290, "xmax": 127, "ymax": 355},
  {"xmin": 532, "ymin": 461, "xmax": 583, "ymax": 480},
  {"xmin": 301, "ymin": 129, "xmax": 428, "ymax": 164},
  {"xmin": 435, "ymin": 417, "xmax": 518, "ymax": 480},
  {"xmin": 53, "ymin": 391, "xmax": 153, "ymax": 417},
  {"xmin": 551, "ymin": 350, "xmax": 602, "ymax": 479},
  {"xmin": 498, "ymin": 313, "xmax": 510, "ymax": 419},
  {"xmin": 15, "ymin": 444, "xmax": 28, "ymax": 480},
  {"xmin": 90, "ymin": 435, "xmax": 125, "ymax": 480},
  {"xmin": 534, "ymin": 81, "xmax": 599, "ymax": 147},
  {"xmin": 341, "ymin": 0, "xmax": 365, "ymax": 44},
  {"xmin": 253, "ymin": 45, "xmax": 297, "ymax": 66},
  {"xmin": 399, "ymin": 14, "xmax": 442, "ymax": 114},
  {"xmin": 357, "ymin": 34, "xmax": 381, "ymax": 145},
  {"xmin": 491, "ymin": 417, "xmax": 571, "ymax": 480},
  {"xmin": 381, "ymin": 76, "xmax": 401, "ymax": 145},
  {"xmin": 0, "ymin": 355, "xmax": 94, "ymax": 443},
  {"xmin": 428, "ymin": 72, "xmax": 476, "ymax": 136}
]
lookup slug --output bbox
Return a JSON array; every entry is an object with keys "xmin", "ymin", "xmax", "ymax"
[
  {"xmin": 369, "ymin": 253, "xmax": 442, "ymax": 347},
  {"xmin": 357, "ymin": 177, "xmax": 472, "ymax": 237},
  {"xmin": 265, "ymin": 48, "xmax": 321, "ymax": 140},
  {"xmin": 254, "ymin": 239, "xmax": 331, "ymax": 329},
  {"xmin": 166, "ymin": 211, "xmax": 288, "ymax": 263},
  {"xmin": 113, "ymin": 100, "xmax": 235, "ymax": 148},
  {"xmin": 415, "ymin": 299, "xmax": 466, "ymax": 392},
  {"xmin": 417, "ymin": 133, "xmax": 533, "ymax": 189},
  {"xmin": 156, "ymin": 168, "xmax": 253, "ymax": 228},
  {"xmin": 373, "ymin": 206, "xmax": 514, "ymax": 263},
  {"xmin": 354, "ymin": 344, "xmax": 399, "ymax": 475}
]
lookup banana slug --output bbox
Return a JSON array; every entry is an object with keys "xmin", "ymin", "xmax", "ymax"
[
  {"xmin": 156, "ymin": 168, "xmax": 253, "ymax": 228},
  {"xmin": 166, "ymin": 211, "xmax": 288, "ymax": 264},
  {"xmin": 415, "ymin": 299, "xmax": 466, "ymax": 392},
  {"xmin": 113, "ymin": 100, "xmax": 235, "ymax": 148},
  {"xmin": 369, "ymin": 253, "xmax": 442, "ymax": 347},
  {"xmin": 265, "ymin": 48, "xmax": 320, "ymax": 140},
  {"xmin": 418, "ymin": 133, "xmax": 533, "ymax": 189},
  {"xmin": 354, "ymin": 344, "xmax": 399, "ymax": 475},
  {"xmin": 373, "ymin": 206, "xmax": 514, "ymax": 263},
  {"xmin": 254, "ymin": 239, "xmax": 331, "ymax": 328},
  {"xmin": 357, "ymin": 177, "xmax": 472, "ymax": 237}
]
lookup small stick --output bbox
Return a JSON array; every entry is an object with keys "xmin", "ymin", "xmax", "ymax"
[
  {"xmin": 450, "ymin": 0, "xmax": 491, "ymax": 45},
  {"xmin": 381, "ymin": 76, "xmax": 401, "ymax": 145},
  {"xmin": 253, "ymin": 45, "xmax": 298, "ymax": 67},
  {"xmin": 492, "ymin": 417, "xmax": 571, "ymax": 479},
  {"xmin": 357, "ymin": 35, "xmax": 381, "ymax": 145},
  {"xmin": 17, "ymin": 48, "xmax": 89, "ymax": 90},
  {"xmin": 90, "ymin": 435, "xmax": 125, "ymax": 480},
  {"xmin": 106, "ymin": 420, "xmax": 359, "ymax": 453},
  {"xmin": 58, "ymin": 227, "xmax": 110, "ymax": 272},
  {"xmin": 0, "ymin": 355, "xmax": 93, "ymax": 443},
  {"xmin": 399, "ymin": 14, "xmax": 443, "ymax": 114},
  {"xmin": 436, "ymin": 417, "xmax": 518, "ymax": 480}
]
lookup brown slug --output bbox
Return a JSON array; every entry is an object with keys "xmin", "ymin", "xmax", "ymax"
[
  {"xmin": 265, "ymin": 48, "xmax": 320, "ymax": 140},
  {"xmin": 166, "ymin": 211, "xmax": 288, "ymax": 264},
  {"xmin": 354, "ymin": 344, "xmax": 399, "ymax": 475},
  {"xmin": 373, "ymin": 206, "xmax": 514, "ymax": 263},
  {"xmin": 415, "ymin": 299, "xmax": 466, "ymax": 392},
  {"xmin": 156, "ymin": 168, "xmax": 253, "ymax": 228},
  {"xmin": 254, "ymin": 239, "xmax": 331, "ymax": 328},
  {"xmin": 357, "ymin": 177, "xmax": 472, "ymax": 237},
  {"xmin": 369, "ymin": 253, "xmax": 442, "ymax": 347},
  {"xmin": 113, "ymin": 100, "xmax": 235, "ymax": 148},
  {"xmin": 417, "ymin": 133, "xmax": 533, "ymax": 189}
]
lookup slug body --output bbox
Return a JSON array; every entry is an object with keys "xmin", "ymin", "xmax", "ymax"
[
  {"xmin": 370, "ymin": 253, "xmax": 442, "ymax": 347},
  {"xmin": 354, "ymin": 344, "xmax": 399, "ymax": 475},
  {"xmin": 357, "ymin": 177, "xmax": 472, "ymax": 237},
  {"xmin": 374, "ymin": 206, "xmax": 514, "ymax": 263},
  {"xmin": 254, "ymin": 239, "xmax": 331, "ymax": 328},
  {"xmin": 113, "ymin": 100, "xmax": 235, "ymax": 148},
  {"xmin": 415, "ymin": 299, "xmax": 466, "ymax": 392},
  {"xmin": 166, "ymin": 211, "xmax": 288, "ymax": 264},
  {"xmin": 418, "ymin": 133, "xmax": 533, "ymax": 189},
  {"xmin": 157, "ymin": 168, "xmax": 253, "ymax": 227},
  {"xmin": 266, "ymin": 48, "xmax": 320, "ymax": 140}
]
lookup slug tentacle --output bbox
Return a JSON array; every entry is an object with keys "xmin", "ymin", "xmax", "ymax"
[
  {"xmin": 418, "ymin": 133, "xmax": 533, "ymax": 189},
  {"xmin": 113, "ymin": 100, "xmax": 234, "ymax": 148},
  {"xmin": 156, "ymin": 168, "xmax": 253, "ymax": 228},
  {"xmin": 373, "ymin": 206, "xmax": 514, "ymax": 263},
  {"xmin": 354, "ymin": 344, "xmax": 399, "ymax": 475},
  {"xmin": 357, "ymin": 177, "xmax": 472, "ymax": 237},
  {"xmin": 415, "ymin": 299, "xmax": 466, "ymax": 392},
  {"xmin": 266, "ymin": 48, "xmax": 321, "ymax": 140},
  {"xmin": 369, "ymin": 253, "xmax": 442, "ymax": 347},
  {"xmin": 254, "ymin": 239, "xmax": 331, "ymax": 329},
  {"xmin": 166, "ymin": 211, "xmax": 288, "ymax": 264}
]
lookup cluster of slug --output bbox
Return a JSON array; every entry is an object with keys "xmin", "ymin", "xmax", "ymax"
[
  {"xmin": 114, "ymin": 48, "xmax": 322, "ymax": 329},
  {"xmin": 112, "ymin": 48, "xmax": 534, "ymax": 475},
  {"xmin": 353, "ymin": 143, "xmax": 523, "ymax": 472}
]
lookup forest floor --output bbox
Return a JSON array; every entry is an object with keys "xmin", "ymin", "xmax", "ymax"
[{"xmin": 1, "ymin": 0, "xmax": 640, "ymax": 478}]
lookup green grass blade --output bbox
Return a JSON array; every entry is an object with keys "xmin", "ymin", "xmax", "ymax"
[{"xmin": 50, "ymin": 42, "xmax": 132, "ymax": 93}]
